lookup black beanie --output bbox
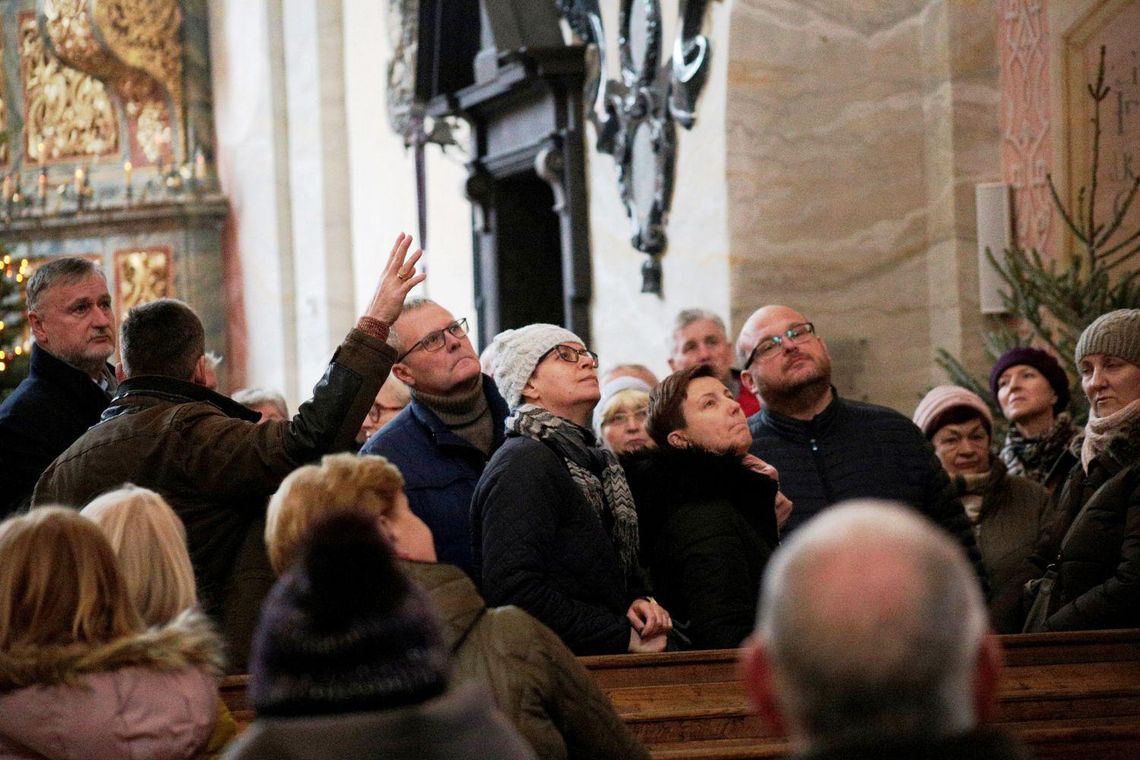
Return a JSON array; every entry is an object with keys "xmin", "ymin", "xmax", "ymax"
[{"xmin": 249, "ymin": 510, "xmax": 449, "ymax": 717}]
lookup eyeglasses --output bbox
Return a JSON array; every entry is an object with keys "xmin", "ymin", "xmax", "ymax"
[
  {"xmin": 542, "ymin": 343, "xmax": 600, "ymax": 368},
  {"xmin": 604, "ymin": 408, "xmax": 649, "ymax": 427},
  {"xmin": 396, "ymin": 318, "xmax": 468, "ymax": 362},
  {"xmin": 744, "ymin": 322, "xmax": 816, "ymax": 368}
]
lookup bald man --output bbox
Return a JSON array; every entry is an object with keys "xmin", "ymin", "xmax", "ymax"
[
  {"xmin": 740, "ymin": 500, "xmax": 1026, "ymax": 759},
  {"xmin": 736, "ymin": 305, "xmax": 983, "ymax": 580}
]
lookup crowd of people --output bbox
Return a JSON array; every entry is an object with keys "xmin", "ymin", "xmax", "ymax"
[{"xmin": 0, "ymin": 239, "xmax": 1137, "ymax": 758}]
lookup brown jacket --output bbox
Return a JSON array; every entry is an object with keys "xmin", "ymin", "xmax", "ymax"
[
  {"xmin": 402, "ymin": 561, "xmax": 649, "ymax": 760},
  {"xmin": 34, "ymin": 329, "xmax": 395, "ymax": 668}
]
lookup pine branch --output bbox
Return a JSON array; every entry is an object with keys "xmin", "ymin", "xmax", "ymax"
[
  {"xmin": 1047, "ymin": 174, "xmax": 1088, "ymax": 244},
  {"xmin": 1095, "ymin": 175, "xmax": 1140, "ymax": 248},
  {"xmin": 1084, "ymin": 46, "xmax": 1110, "ymax": 269}
]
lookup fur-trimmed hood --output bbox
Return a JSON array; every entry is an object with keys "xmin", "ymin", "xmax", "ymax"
[{"xmin": 0, "ymin": 607, "xmax": 224, "ymax": 692}]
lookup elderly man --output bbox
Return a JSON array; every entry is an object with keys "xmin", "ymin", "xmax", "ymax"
[
  {"xmin": 35, "ymin": 233, "xmax": 423, "ymax": 668},
  {"xmin": 0, "ymin": 257, "xmax": 116, "ymax": 517},
  {"xmin": 669, "ymin": 308, "xmax": 759, "ymax": 415},
  {"xmin": 740, "ymin": 500, "xmax": 1025, "ymax": 759},
  {"xmin": 737, "ymin": 305, "xmax": 982, "ymax": 579},
  {"xmin": 360, "ymin": 298, "xmax": 506, "ymax": 576}
]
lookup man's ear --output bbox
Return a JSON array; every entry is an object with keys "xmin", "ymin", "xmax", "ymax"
[
  {"xmin": 973, "ymin": 633, "xmax": 1003, "ymax": 725},
  {"xmin": 391, "ymin": 362, "xmax": 416, "ymax": 387},
  {"xmin": 28, "ymin": 310, "xmax": 46, "ymax": 343},
  {"xmin": 667, "ymin": 356, "xmax": 679, "ymax": 372},
  {"xmin": 739, "ymin": 636, "xmax": 786, "ymax": 735},
  {"xmin": 740, "ymin": 367, "xmax": 757, "ymax": 395},
  {"xmin": 666, "ymin": 429, "xmax": 690, "ymax": 449},
  {"xmin": 190, "ymin": 355, "xmax": 209, "ymax": 386}
]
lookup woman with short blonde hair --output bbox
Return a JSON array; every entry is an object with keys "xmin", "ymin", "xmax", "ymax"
[
  {"xmin": 82, "ymin": 485, "xmax": 197, "ymax": 627},
  {"xmin": 0, "ymin": 507, "xmax": 222, "ymax": 760},
  {"xmin": 265, "ymin": 452, "xmax": 416, "ymax": 574}
]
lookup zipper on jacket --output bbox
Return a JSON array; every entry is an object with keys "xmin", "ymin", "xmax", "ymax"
[{"xmin": 809, "ymin": 437, "xmax": 836, "ymax": 504}]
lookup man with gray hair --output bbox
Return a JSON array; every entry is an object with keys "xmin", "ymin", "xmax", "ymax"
[
  {"xmin": 669, "ymin": 308, "xmax": 759, "ymax": 415},
  {"xmin": 740, "ymin": 500, "xmax": 1026, "ymax": 759},
  {"xmin": 0, "ymin": 256, "xmax": 116, "ymax": 517}
]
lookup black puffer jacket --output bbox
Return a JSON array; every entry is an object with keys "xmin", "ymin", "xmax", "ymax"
[
  {"xmin": 471, "ymin": 436, "xmax": 645, "ymax": 655},
  {"xmin": 624, "ymin": 448, "xmax": 779, "ymax": 649},
  {"xmin": 1028, "ymin": 424, "xmax": 1140, "ymax": 631}
]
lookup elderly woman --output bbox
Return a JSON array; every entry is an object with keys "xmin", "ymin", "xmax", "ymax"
[
  {"xmin": 622, "ymin": 365, "xmax": 782, "ymax": 649},
  {"xmin": 990, "ymin": 347, "xmax": 1079, "ymax": 492},
  {"xmin": 593, "ymin": 376, "xmax": 653, "ymax": 456},
  {"xmin": 473, "ymin": 324, "xmax": 672, "ymax": 655},
  {"xmin": 264, "ymin": 453, "xmax": 648, "ymax": 760},
  {"xmin": 0, "ymin": 508, "xmax": 223, "ymax": 760},
  {"xmin": 913, "ymin": 385, "xmax": 1052, "ymax": 633},
  {"xmin": 1024, "ymin": 310, "xmax": 1140, "ymax": 631}
]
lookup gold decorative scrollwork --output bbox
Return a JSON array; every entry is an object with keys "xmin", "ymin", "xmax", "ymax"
[
  {"xmin": 0, "ymin": 19, "xmax": 9, "ymax": 167},
  {"xmin": 19, "ymin": 12, "xmax": 118, "ymax": 161},
  {"xmin": 93, "ymin": 0, "xmax": 184, "ymax": 119},
  {"xmin": 115, "ymin": 247, "xmax": 172, "ymax": 313}
]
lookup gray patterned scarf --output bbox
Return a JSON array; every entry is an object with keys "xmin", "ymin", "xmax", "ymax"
[
  {"xmin": 506, "ymin": 404, "xmax": 641, "ymax": 583},
  {"xmin": 1000, "ymin": 412, "xmax": 1079, "ymax": 485}
]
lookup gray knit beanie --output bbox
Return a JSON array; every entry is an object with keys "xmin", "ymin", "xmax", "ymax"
[
  {"xmin": 1075, "ymin": 309, "xmax": 1140, "ymax": 368},
  {"xmin": 491, "ymin": 323, "xmax": 585, "ymax": 410}
]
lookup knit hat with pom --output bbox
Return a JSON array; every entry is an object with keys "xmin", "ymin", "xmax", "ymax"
[
  {"xmin": 249, "ymin": 510, "xmax": 449, "ymax": 717},
  {"xmin": 490, "ymin": 323, "xmax": 585, "ymax": 410}
]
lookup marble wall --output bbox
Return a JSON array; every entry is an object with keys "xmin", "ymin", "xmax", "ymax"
[{"xmin": 725, "ymin": 0, "xmax": 1002, "ymax": 412}]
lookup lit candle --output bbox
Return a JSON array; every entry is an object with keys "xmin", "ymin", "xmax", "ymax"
[
  {"xmin": 193, "ymin": 148, "xmax": 206, "ymax": 181},
  {"xmin": 38, "ymin": 171, "xmax": 46, "ymax": 199},
  {"xmin": 74, "ymin": 167, "xmax": 85, "ymax": 196},
  {"xmin": 123, "ymin": 160, "xmax": 133, "ymax": 187},
  {"xmin": 36, "ymin": 141, "xmax": 45, "ymax": 163}
]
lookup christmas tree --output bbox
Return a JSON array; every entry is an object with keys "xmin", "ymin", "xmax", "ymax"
[
  {"xmin": 0, "ymin": 251, "xmax": 34, "ymax": 402},
  {"xmin": 937, "ymin": 46, "xmax": 1140, "ymax": 426}
]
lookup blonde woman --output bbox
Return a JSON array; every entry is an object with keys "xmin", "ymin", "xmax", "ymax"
[
  {"xmin": 82, "ymin": 485, "xmax": 237, "ymax": 756},
  {"xmin": 263, "ymin": 453, "xmax": 648, "ymax": 760},
  {"xmin": 0, "ymin": 507, "xmax": 222, "ymax": 760}
]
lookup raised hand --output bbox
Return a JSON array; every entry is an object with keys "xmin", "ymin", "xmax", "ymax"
[{"xmin": 364, "ymin": 232, "xmax": 426, "ymax": 325}]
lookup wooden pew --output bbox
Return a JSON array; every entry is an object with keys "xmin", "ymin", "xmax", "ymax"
[{"xmin": 220, "ymin": 628, "xmax": 1140, "ymax": 758}]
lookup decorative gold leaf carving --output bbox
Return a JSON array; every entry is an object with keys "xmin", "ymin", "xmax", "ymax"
[
  {"xmin": 115, "ymin": 247, "xmax": 172, "ymax": 314},
  {"xmin": 92, "ymin": 0, "xmax": 184, "ymax": 119},
  {"xmin": 0, "ymin": 19, "xmax": 9, "ymax": 166},
  {"xmin": 18, "ymin": 12, "xmax": 118, "ymax": 161}
]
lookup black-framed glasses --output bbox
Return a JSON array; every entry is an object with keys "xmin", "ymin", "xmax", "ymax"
[
  {"xmin": 542, "ymin": 343, "xmax": 600, "ymax": 368},
  {"xmin": 744, "ymin": 322, "xmax": 816, "ymax": 368},
  {"xmin": 396, "ymin": 318, "xmax": 468, "ymax": 362}
]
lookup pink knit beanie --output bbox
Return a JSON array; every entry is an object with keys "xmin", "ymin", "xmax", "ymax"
[{"xmin": 912, "ymin": 385, "xmax": 993, "ymax": 438}]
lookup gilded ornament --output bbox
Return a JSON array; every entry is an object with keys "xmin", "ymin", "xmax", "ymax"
[
  {"xmin": 0, "ymin": 20, "xmax": 9, "ymax": 166},
  {"xmin": 115, "ymin": 247, "xmax": 172, "ymax": 313},
  {"xmin": 19, "ymin": 13, "xmax": 118, "ymax": 161}
]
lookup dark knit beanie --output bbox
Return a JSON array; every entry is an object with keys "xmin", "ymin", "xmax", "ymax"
[
  {"xmin": 988, "ymin": 347, "xmax": 1070, "ymax": 414},
  {"xmin": 249, "ymin": 511, "xmax": 449, "ymax": 718},
  {"xmin": 1075, "ymin": 309, "xmax": 1140, "ymax": 369}
]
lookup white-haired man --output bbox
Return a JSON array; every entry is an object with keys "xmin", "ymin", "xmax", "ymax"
[
  {"xmin": 669, "ymin": 308, "xmax": 759, "ymax": 415},
  {"xmin": 740, "ymin": 500, "xmax": 1026, "ymax": 759}
]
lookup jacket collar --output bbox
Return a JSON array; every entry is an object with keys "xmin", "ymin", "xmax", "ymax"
[
  {"xmin": 398, "ymin": 561, "xmax": 485, "ymax": 652},
  {"xmin": 0, "ymin": 609, "xmax": 224, "ymax": 690},
  {"xmin": 28, "ymin": 342, "xmax": 115, "ymax": 398},
  {"xmin": 754, "ymin": 385, "xmax": 842, "ymax": 442},
  {"xmin": 107, "ymin": 375, "xmax": 260, "ymax": 422},
  {"xmin": 409, "ymin": 374, "xmax": 508, "ymax": 452}
]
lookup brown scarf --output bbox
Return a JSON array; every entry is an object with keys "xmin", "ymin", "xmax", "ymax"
[{"xmin": 1081, "ymin": 398, "xmax": 1140, "ymax": 471}]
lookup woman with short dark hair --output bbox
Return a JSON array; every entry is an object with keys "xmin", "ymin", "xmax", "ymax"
[{"xmin": 623, "ymin": 365, "xmax": 784, "ymax": 649}]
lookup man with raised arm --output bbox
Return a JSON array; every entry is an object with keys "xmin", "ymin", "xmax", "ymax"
[{"xmin": 35, "ymin": 233, "xmax": 424, "ymax": 668}]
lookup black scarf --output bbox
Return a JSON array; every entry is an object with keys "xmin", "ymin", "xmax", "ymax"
[{"xmin": 505, "ymin": 404, "xmax": 641, "ymax": 583}]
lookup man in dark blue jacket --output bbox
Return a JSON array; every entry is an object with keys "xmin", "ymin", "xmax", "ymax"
[
  {"xmin": 0, "ymin": 257, "xmax": 116, "ymax": 517},
  {"xmin": 360, "ymin": 299, "xmax": 507, "ymax": 577},
  {"xmin": 736, "ymin": 304, "xmax": 984, "ymax": 581}
]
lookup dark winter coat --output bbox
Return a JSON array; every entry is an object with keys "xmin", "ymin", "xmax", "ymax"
[
  {"xmin": 471, "ymin": 435, "xmax": 645, "ymax": 655},
  {"xmin": 222, "ymin": 682, "xmax": 535, "ymax": 760},
  {"xmin": 795, "ymin": 727, "xmax": 1030, "ymax": 760},
  {"xmin": 1027, "ymin": 424, "xmax": 1140, "ymax": 631},
  {"xmin": 33, "ymin": 328, "xmax": 395, "ymax": 667},
  {"xmin": 955, "ymin": 459, "xmax": 1053, "ymax": 633},
  {"xmin": 360, "ymin": 375, "xmax": 508, "ymax": 576},
  {"xmin": 747, "ymin": 390, "xmax": 985, "ymax": 583},
  {"xmin": 624, "ymin": 448, "xmax": 779, "ymax": 649},
  {"xmin": 402, "ymin": 561, "xmax": 648, "ymax": 760},
  {"xmin": 0, "ymin": 344, "xmax": 113, "ymax": 517}
]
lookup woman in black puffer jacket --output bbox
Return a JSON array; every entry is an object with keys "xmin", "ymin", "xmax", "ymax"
[
  {"xmin": 1024, "ymin": 310, "xmax": 1140, "ymax": 631},
  {"xmin": 624, "ymin": 365, "xmax": 789, "ymax": 649}
]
